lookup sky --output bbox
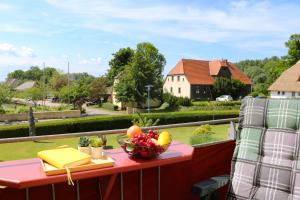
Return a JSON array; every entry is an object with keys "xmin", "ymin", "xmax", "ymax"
[{"xmin": 0, "ymin": 0, "xmax": 300, "ymax": 81}]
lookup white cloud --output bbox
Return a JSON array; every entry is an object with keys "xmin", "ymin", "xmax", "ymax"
[
  {"xmin": 45, "ymin": 0, "xmax": 300, "ymax": 50},
  {"xmin": 0, "ymin": 3, "xmax": 14, "ymax": 11},
  {"xmin": 0, "ymin": 43, "xmax": 36, "ymax": 57},
  {"xmin": 79, "ymin": 57, "xmax": 101, "ymax": 65}
]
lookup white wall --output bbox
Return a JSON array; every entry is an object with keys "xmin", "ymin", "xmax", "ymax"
[
  {"xmin": 270, "ymin": 91, "xmax": 300, "ymax": 98},
  {"xmin": 163, "ymin": 75, "xmax": 191, "ymax": 98}
]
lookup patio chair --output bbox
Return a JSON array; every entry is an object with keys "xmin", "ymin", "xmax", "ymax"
[{"xmin": 193, "ymin": 98, "xmax": 300, "ymax": 200}]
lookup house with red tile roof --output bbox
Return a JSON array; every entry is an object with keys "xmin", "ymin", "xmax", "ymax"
[{"xmin": 163, "ymin": 59, "xmax": 252, "ymax": 100}]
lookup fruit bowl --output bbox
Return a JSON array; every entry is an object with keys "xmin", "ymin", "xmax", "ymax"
[{"xmin": 117, "ymin": 130, "xmax": 171, "ymax": 159}]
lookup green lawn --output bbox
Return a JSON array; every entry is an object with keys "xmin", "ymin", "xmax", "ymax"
[{"xmin": 0, "ymin": 124, "xmax": 229, "ymax": 161}]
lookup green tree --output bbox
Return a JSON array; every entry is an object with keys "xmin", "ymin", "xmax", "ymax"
[
  {"xmin": 24, "ymin": 87, "xmax": 43, "ymax": 106},
  {"xmin": 283, "ymin": 34, "xmax": 300, "ymax": 66},
  {"xmin": 213, "ymin": 77, "xmax": 232, "ymax": 97},
  {"xmin": 24, "ymin": 66, "xmax": 43, "ymax": 81},
  {"xmin": 89, "ymin": 77, "xmax": 108, "ymax": 101},
  {"xmin": 0, "ymin": 84, "xmax": 12, "ymax": 107},
  {"xmin": 213, "ymin": 77, "xmax": 247, "ymax": 99},
  {"xmin": 7, "ymin": 70, "xmax": 25, "ymax": 80},
  {"xmin": 263, "ymin": 57, "xmax": 288, "ymax": 85},
  {"xmin": 115, "ymin": 42, "xmax": 166, "ymax": 107},
  {"xmin": 50, "ymin": 72, "xmax": 69, "ymax": 91},
  {"xmin": 59, "ymin": 79, "xmax": 89, "ymax": 111},
  {"xmin": 106, "ymin": 47, "xmax": 134, "ymax": 86}
]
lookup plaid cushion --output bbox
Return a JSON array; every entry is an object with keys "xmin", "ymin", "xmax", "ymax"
[
  {"xmin": 228, "ymin": 161, "xmax": 256, "ymax": 199},
  {"xmin": 228, "ymin": 98, "xmax": 300, "ymax": 200},
  {"xmin": 253, "ymin": 187, "xmax": 289, "ymax": 200},
  {"xmin": 242, "ymin": 98, "xmax": 267, "ymax": 128},
  {"xmin": 293, "ymin": 173, "xmax": 300, "ymax": 200},
  {"xmin": 236, "ymin": 127, "xmax": 263, "ymax": 162},
  {"xmin": 266, "ymin": 99, "xmax": 300, "ymax": 130},
  {"xmin": 262, "ymin": 129, "xmax": 296, "ymax": 168}
]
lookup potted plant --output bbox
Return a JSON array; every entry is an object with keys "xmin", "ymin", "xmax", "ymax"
[
  {"xmin": 78, "ymin": 136, "xmax": 90, "ymax": 155},
  {"xmin": 90, "ymin": 137, "xmax": 103, "ymax": 159}
]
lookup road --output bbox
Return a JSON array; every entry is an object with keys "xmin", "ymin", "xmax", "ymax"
[{"xmin": 12, "ymin": 98, "xmax": 123, "ymax": 116}]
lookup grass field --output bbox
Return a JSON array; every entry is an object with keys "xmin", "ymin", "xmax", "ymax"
[{"xmin": 0, "ymin": 124, "xmax": 229, "ymax": 161}]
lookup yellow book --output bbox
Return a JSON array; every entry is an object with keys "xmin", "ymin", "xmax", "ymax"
[
  {"xmin": 38, "ymin": 147, "xmax": 91, "ymax": 169},
  {"xmin": 38, "ymin": 147, "xmax": 91, "ymax": 185}
]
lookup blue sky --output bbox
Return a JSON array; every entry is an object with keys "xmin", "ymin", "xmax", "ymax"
[{"xmin": 0, "ymin": 0, "xmax": 300, "ymax": 81}]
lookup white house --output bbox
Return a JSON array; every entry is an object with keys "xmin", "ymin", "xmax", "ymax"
[{"xmin": 269, "ymin": 60, "xmax": 300, "ymax": 98}]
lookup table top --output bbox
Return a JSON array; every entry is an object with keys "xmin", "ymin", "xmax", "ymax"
[{"xmin": 0, "ymin": 141, "xmax": 194, "ymax": 189}]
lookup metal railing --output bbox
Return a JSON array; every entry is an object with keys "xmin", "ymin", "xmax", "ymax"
[{"xmin": 0, "ymin": 118, "xmax": 238, "ymax": 144}]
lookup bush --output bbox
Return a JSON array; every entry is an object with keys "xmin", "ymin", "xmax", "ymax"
[
  {"xmin": 0, "ymin": 110, "xmax": 239, "ymax": 138},
  {"xmin": 190, "ymin": 124, "xmax": 215, "ymax": 145},
  {"xmin": 163, "ymin": 93, "xmax": 191, "ymax": 108},
  {"xmin": 177, "ymin": 97, "xmax": 191, "ymax": 106},
  {"xmin": 0, "ymin": 106, "xmax": 5, "ymax": 114},
  {"xmin": 101, "ymin": 103, "xmax": 118, "ymax": 111}
]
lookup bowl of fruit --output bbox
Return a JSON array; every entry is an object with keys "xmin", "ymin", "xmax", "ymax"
[{"xmin": 117, "ymin": 125, "xmax": 172, "ymax": 159}]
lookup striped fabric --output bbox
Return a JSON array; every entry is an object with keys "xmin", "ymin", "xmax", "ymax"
[{"xmin": 228, "ymin": 98, "xmax": 300, "ymax": 200}]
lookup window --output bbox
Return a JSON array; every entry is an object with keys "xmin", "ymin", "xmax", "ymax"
[
  {"xmin": 177, "ymin": 76, "xmax": 180, "ymax": 81},
  {"xmin": 282, "ymin": 91, "xmax": 285, "ymax": 95},
  {"xmin": 182, "ymin": 77, "xmax": 184, "ymax": 81},
  {"xmin": 298, "ymin": 92, "xmax": 300, "ymax": 96},
  {"xmin": 292, "ymin": 92, "xmax": 295, "ymax": 97},
  {"xmin": 178, "ymin": 87, "xmax": 181, "ymax": 94},
  {"xmin": 170, "ymin": 87, "xmax": 173, "ymax": 93},
  {"xmin": 168, "ymin": 78, "xmax": 169, "ymax": 81},
  {"xmin": 171, "ymin": 76, "xmax": 174, "ymax": 81},
  {"xmin": 277, "ymin": 91, "xmax": 280, "ymax": 95}
]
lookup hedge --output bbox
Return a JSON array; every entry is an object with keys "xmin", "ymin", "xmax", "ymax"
[{"xmin": 0, "ymin": 110, "xmax": 239, "ymax": 138}]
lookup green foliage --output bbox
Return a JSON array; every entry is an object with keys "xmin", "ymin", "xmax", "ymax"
[
  {"xmin": 0, "ymin": 110, "xmax": 238, "ymax": 138},
  {"xmin": 0, "ymin": 84, "xmax": 12, "ymax": 106},
  {"xmin": 213, "ymin": 77, "xmax": 246, "ymax": 99},
  {"xmin": 192, "ymin": 124, "xmax": 214, "ymax": 135},
  {"xmin": 89, "ymin": 76, "xmax": 108, "ymax": 100},
  {"xmin": 79, "ymin": 136, "xmax": 90, "ymax": 147},
  {"xmin": 23, "ymin": 87, "xmax": 43, "ymax": 102},
  {"xmin": 132, "ymin": 112, "xmax": 160, "ymax": 127},
  {"xmin": 106, "ymin": 47, "xmax": 134, "ymax": 86},
  {"xmin": 162, "ymin": 93, "xmax": 191, "ymax": 109},
  {"xmin": 50, "ymin": 72, "xmax": 69, "ymax": 91},
  {"xmin": 158, "ymin": 102, "xmax": 170, "ymax": 110},
  {"xmin": 0, "ymin": 106, "xmax": 5, "ymax": 114},
  {"xmin": 190, "ymin": 124, "xmax": 215, "ymax": 145},
  {"xmin": 101, "ymin": 102, "xmax": 118, "ymax": 111},
  {"xmin": 90, "ymin": 137, "xmax": 103, "ymax": 147},
  {"xmin": 283, "ymin": 34, "xmax": 300, "ymax": 66},
  {"xmin": 115, "ymin": 42, "xmax": 166, "ymax": 107}
]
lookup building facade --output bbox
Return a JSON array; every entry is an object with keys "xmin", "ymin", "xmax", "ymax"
[
  {"xmin": 269, "ymin": 60, "xmax": 300, "ymax": 98},
  {"xmin": 163, "ymin": 59, "xmax": 252, "ymax": 100}
]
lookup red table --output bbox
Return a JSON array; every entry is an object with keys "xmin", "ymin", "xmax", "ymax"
[{"xmin": 0, "ymin": 141, "xmax": 193, "ymax": 200}]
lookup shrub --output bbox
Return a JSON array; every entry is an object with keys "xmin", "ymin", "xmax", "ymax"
[
  {"xmin": 177, "ymin": 97, "xmax": 191, "ymax": 106},
  {"xmin": 101, "ymin": 103, "xmax": 118, "ymax": 111},
  {"xmin": 0, "ymin": 110, "xmax": 239, "ymax": 138},
  {"xmin": 190, "ymin": 124, "xmax": 215, "ymax": 145},
  {"xmin": 0, "ymin": 106, "xmax": 5, "ymax": 114},
  {"xmin": 163, "ymin": 93, "xmax": 179, "ymax": 109}
]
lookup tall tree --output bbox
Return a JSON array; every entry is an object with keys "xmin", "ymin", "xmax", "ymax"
[
  {"xmin": 283, "ymin": 34, "xmax": 300, "ymax": 66},
  {"xmin": 89, "ymin": 77, "xmax": 108, "ymax": 101},
  {"xmin": 115, "ymin": 42, "xmax": 166, "ymax": 107},
  {"xmin": 106, "ymin": 47, "xmax": 134, "ymax": 86}
]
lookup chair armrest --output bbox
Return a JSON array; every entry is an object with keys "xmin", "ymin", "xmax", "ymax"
[{"xmin": 192, "ymin": 175, "xmax": 229, "ymax": 199}]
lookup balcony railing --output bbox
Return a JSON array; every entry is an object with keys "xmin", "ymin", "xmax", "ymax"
[{"xmin": 0, "ymin": 118, "xmax": 238, "ymax": 200}]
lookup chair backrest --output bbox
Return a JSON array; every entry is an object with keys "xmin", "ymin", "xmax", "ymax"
[{"xmin": 228, "ymin": 98, "xmax": 300, "ymax": 200}]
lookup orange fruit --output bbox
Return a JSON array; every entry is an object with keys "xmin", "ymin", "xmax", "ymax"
[{"xmin": 127, "ymin": 125, "xmax": 142, "ymax": 138}]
